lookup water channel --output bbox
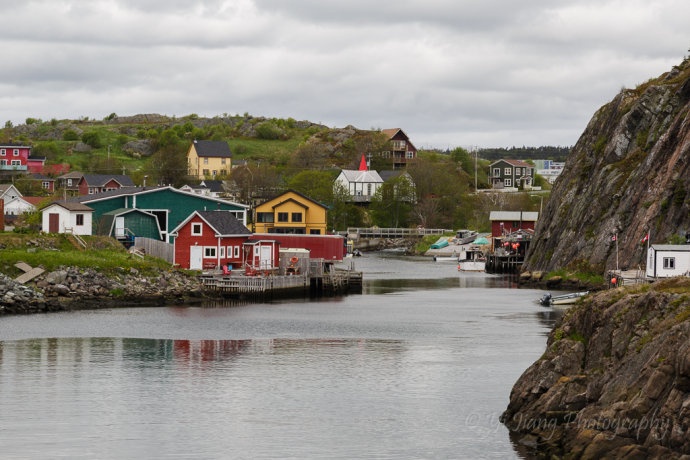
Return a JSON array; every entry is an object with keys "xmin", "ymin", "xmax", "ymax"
[{"xmin": 0, "ymin": 252, "xmax": 560, "ymax": 459}]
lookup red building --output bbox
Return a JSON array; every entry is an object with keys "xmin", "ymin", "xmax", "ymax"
[
  {"xmin": 78, "ymin": 174, "xmax": 135, "ymax": 195},
  {"xmin": 489, "ymin": 211, "xmax": 538, "ymax": 238},
  {"xmin": 171, "ymin": 210, "xmax": 253, "ymax": 270},
  {"xmin": 252, "ymin": 233, "xmax": 347, "ymax": 262},
  {"xmin": 0, "ymin": 144, "xmax": 30, "ymax": 174}
]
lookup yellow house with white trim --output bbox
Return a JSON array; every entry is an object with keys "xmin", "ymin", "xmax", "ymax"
[
  {"xmin": 186, "ymin": 140, "xmax": 232, "ymax": 180},
  {"xmin": 253, "ymin": 190, "xmax": 328, "ymax": 235}
]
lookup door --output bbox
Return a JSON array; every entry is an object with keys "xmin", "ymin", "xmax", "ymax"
[
  {"xmin": 190, "ymin": 246, "xmax": 203, "ymax": 270},
  {"xmin": 259, "ymin": 245, "xmax": 273, "ymax": 270},
  {"xmin": 115, "ymin": 216, "xmax": 125, "ymax": 238},
  {"xmin": 49, "ymin": 213, "xmax": 60, "ymax": 233}
]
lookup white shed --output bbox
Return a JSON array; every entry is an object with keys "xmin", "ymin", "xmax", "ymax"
[
  {"xmin": 645, "ymin": 244, "xmax": 690, "ymax": 278},
  {"xmin": 41, "ymin": 201, "xmax": 94, "ymax": 235}
]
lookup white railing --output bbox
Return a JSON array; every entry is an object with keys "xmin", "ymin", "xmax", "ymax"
[{"xmin": 345, "ymin": 227, "xmax": 453, "ymax": 238}]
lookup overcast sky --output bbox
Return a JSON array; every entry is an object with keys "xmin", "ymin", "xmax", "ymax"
[{"xmin": 1, "ymin": 1, "xmax": 688, "ymax": 149}]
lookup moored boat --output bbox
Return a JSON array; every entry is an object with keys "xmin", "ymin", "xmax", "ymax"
[
  {"xmin": 457, "ymin": 259, "xmax": 486, "ymax": 272},
  {"xmin": 538, "ymin": 291, "xmax": 589, "ymax": 306}
]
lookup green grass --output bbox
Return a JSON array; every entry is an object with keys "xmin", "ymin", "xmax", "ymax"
[{"xmin": 0, "ymin": 234, "xmax": 173, "ymax": 277}]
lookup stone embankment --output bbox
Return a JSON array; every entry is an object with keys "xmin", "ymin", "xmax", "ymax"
[
  {"xmin": 0, "ymin": 267, "xmax": 207, "ymax": 315},
  {"xmin": 501, "ymin": 277, "xmax": 690, "ymax": 459}
]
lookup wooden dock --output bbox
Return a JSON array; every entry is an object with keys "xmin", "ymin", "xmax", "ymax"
[{"xmin": 199, "ymin": 269, "xmax": 363, "ymax": 301}]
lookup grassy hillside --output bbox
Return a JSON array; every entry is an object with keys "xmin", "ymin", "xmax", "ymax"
[
  {"xmin": 2, "ymin": 113, "xmax": 550, "ymax": 231},
  {"xmin": 0, "ymin": 234, "xmax": 174, "ymax": 278}
]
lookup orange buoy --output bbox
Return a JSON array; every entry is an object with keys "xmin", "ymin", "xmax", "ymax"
[
  {"xmin": 611, "ymin": 277, "xmax": 617, "ymax": 285},
  {"xmin": 290, "ymin": 256, "xmax": 299, "ymax": 264}
]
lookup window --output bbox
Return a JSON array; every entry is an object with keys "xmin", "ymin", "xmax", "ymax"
[
  {"xmin": 278, "ymin": 212, "xmax": 288, "ymax": 222},
  {"xmin": 204, "ymin": 247, "xmax": 216, "ymax": 258},
  {"xmin": 257, "ymin": 212, "xmax": 274, "ymax": 223},
  {"xmin": 76, "ymin": 214, "xmax": 84, "ymax": 226},
  {"xmin": 202, "ymin": 169, "xmax": 209, "ymax": 176},
  {"xmin": 291, "ymin": 212, "xmax": 302, "ymax": 222},
  {"xmin": 219, "ymin": 247, "xmax": 225, "ymax": 258},
  {"xmin": 504, "ymin": 167, "xmax": 511, "ymax": 175},
  {"xmin": 505, "ymin": 179, "xmax": 512, "ymax": 187},
  {"xmin": 191, "ymin": 223, "xmax": 202, "ymax": 235},
  {"xmin": 67, "ymin": 179, "xmax": 73, "ymax": 186},
  {"xmin": 310, "ymin": 229, "xmax": 321, "ymax": 235},
  {"xmin": 663, "ymin": 257, "xmax": 675, "ymax": 269},
  {"xmin": 234, "ymin": 246, "xmax": 240, "ymax": 258},
  {"xmin": 406, "ymin": 151, "xmax": 414, "ymax": 159},
  {"xmin": 0, "ymin": 149, "xmax": 5, "ymax": 155},
  {"xmin": 367, "ymin": 184, "xmax": 372, "ymax": 196},
  {"xmin": 11, "ymin": 160, "xmax": 21, "ymax": 166},
  {"xmin": 203, "ymin": 158, "xmax": 209, "ymax": 164},
  {"xmin": 13, "ymin": 149, "xmax": 19, "ymax": 156},
  {"xmin": 221, "ymin": 158, "xmax": 226, "ymax": 165},
  {"xmin": 515, "ymin": 167, "xmax": 521, "ymax": 175},
  {"xmin": 0, "ymin": 160, "xmax": 6, "ymax": 166},
  {"xmin": 42, "ymin": 181, "xmax": 50, "ymax": 189},
  {"xmin": 492, "ymin": 168, "xmax": 500, "ymax": 178}
]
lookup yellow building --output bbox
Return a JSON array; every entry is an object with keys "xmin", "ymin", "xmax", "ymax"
[
  {"xmin": 186, "ymin": 140, "xmax": 232, "ymax": 180},
  {"xmin": 253, "ymin": 190, "xmax": 328, "ymax": 235}
]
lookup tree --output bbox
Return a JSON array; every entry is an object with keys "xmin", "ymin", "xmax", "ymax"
[
  {"xmin": 288, "ymin": 141, "xmax": 331, "ymax": 172},
  {"xmin": 369, "ymin": 176, "xmax": 416, "ymax": 228},
  {"xmin": 328, "ymin": 182, "xmax": 366, "ymax": 230},
  {"xmin": 146, "ymin": 143, "xmax": 189, "ymax": 187},
  {"xmin": 287, "ymin": 170, "xmax": 337, "ymax": 204}
]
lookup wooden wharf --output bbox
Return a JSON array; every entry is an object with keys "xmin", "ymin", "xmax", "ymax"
[{"xmin": 199, "ymin": 269, "xmax": 363, "ymax": 301}]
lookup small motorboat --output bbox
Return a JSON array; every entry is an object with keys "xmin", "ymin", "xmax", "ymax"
[{"xmin": 538, "ymin": 291, "xmax": 589, "ymax": 306}]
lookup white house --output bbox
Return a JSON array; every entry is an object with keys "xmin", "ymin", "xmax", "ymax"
[
  {"xmin": 4, "ymin": 196, "xmax": 40, "ymax": 216},
  {"xmin": 41, "ymin": 201, "xmax": 94, "ymax": 235},
  {"xmin": 334, "ymin": 169, "xmax": 384, "ymax": 203},
  {"xmin": 0, "ymin": 183, "xmax": 22, "ymax": 203},
  {"xmin": 646, "ymin": 244, "xmax": 690, "ymax": 278}
]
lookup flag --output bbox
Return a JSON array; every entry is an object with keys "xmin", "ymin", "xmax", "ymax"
[
  {"xmin": 611, "ymin": 234, "xmax": 617, "ymax": 241},
  {"xmin": 641, "ymin": 233, "xmax": 649, "ymax": 243}
]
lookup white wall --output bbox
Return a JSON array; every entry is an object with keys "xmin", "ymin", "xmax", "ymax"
[{"xmin": 41, "ymin": 205, "xmax": 93, "ymax": 236}]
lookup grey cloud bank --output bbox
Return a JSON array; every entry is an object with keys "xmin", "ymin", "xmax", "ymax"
[{"xmin": 1, "ymin": 0, "xmax": 688, "ymax": 149}]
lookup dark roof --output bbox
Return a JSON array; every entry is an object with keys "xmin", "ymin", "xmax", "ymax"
[
  {"xmin": 379, "ymin": 170, "xmax": 406, "ymax": 182},
  {"xmin": 193, "ymin": 140, "xmax": 232, "ymax": 158},
  {"xmin": 44, "ymin": 200, "xmax": 93, "ymax": 212},
  {"xmin": 82, "ymin": 174, "xmax": 135, "ymax": 187},
  {"xmin": 198, "ymin": 180, "xmax": 225, "ymax": 193},
  {"xmin": 29, "ymin": 173, "xmax": 53, "ymax": 180},
  {"xmin": 197, "ymin": 210, "xmax": 251, "ymax": 235}
]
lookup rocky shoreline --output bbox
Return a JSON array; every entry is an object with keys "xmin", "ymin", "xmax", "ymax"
[
  {"xmin": 501, "ymin": 277, "xmax": 690, "ymax": 459},
  {"xmin": 0, "ymin": 267, "xmax": 210, "ymax": 315}
]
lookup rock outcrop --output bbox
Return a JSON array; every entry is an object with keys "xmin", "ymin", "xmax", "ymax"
[
  {"xmin": 501, "ymin": 278, "xmax": 690, "ymax": 458},
  {"xmin": 524, "ymin": 58, "xmax": 690, "ymax": 274},
  {"xmin": 0, "ymin": 267, "xmax": 206, "ymax": 315}
]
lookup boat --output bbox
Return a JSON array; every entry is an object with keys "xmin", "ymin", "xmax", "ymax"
[
  {"xmin": 538, "ymin": 291, "xmax": 589, "ymax": 306},
  {"xmin": 457, "ymin": 259, "xmax": 486, "ymax": 272},
  {"xmin": 433, "ymin": 254, "xmax": 459, "ymax": 262},
  {"xmin": 457, "ymin": 245, "xmax": 486, "ymax": 271},
  {"xmin": 455, "ymin": 230, "xmax": 479, "ymax": 245}
]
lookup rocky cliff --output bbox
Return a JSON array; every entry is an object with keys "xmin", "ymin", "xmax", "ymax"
[
  {"xmin": 501, "ymin": 278, "xmax": 690, "ymax": 458},
  {"xmin": 524, "ymin": 58, "xmax": 690, "ymax": 274}
]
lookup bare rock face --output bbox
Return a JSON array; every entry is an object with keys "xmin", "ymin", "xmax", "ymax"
[
  {"xmin": 524, "ymin": 58, "xmax": 690, "ymax": 274},
  {"xmin": 501, "ymin": 278, "xmax": 690, "ymax": 458}
]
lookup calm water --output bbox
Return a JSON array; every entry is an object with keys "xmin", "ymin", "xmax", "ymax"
[{"xmin": 0, "ymin": 252, "xmax": 558, "ymax": 459}]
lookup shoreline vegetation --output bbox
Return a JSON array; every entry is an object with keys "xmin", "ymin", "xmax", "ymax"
[{"xmin": 0, "ymin": 234, "xmax": 212, "ymax": 315}]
